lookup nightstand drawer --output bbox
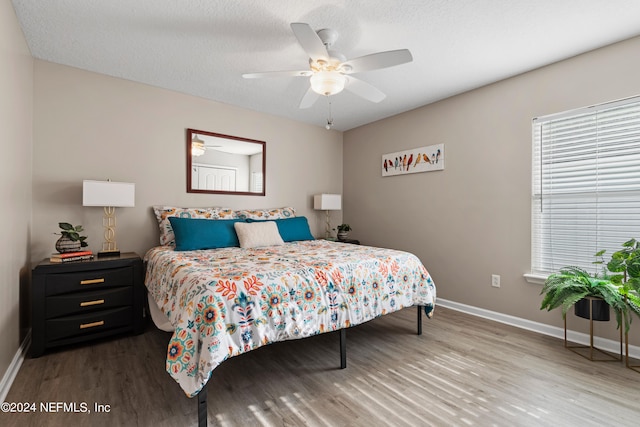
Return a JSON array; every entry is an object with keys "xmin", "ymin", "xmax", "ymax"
[
  {"xmin": 45, "ymin": 287, "xmax": 133, "ymax": 319},
  {"xmin": 45, "ymin": 266, "xmax": 133, "ymax": 296},
  {"xmin": 46, "ymin": 306, "xmax": 133, "ymax": 342}
]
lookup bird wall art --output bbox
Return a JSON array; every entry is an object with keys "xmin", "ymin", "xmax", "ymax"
[{"xmin": 382, "ymin": 144, "xmax": 444, "ymax": 177}]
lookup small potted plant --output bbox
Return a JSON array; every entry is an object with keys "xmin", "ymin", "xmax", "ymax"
[
  {"xmin": 335, "ymin": 224, "xmax": 352, "ymax": 241},
  {"xmin": 54, "ymin": 222, "xmax": 88, "ymax": 253}
]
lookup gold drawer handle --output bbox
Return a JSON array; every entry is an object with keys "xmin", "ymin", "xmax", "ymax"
[
  {"xmin": 80, "ymin": 299, "xmax": 105, "ymax": 307},
  {"xmin": 80, "ymin": 320, "xmax": 104, "ymax": 329},
  {"xmin": 80, "ymin": 278, "xmax": 105, "ymax": 285}
]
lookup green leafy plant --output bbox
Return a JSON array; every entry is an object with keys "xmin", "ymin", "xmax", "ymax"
[
  {"xmin": 607, "ymin": 239, "xmax": 640, "ymax": 321},
  {"xmin": 540, "ymin": 265, "xmax": 629, "ymax": 330},
  {"xmin": 56, "ymin": 222, "xmax": 88, "ymax": 247},
  {"xmin": 541, "ymin": 239, "xmax": 640, "ymax": 332}
]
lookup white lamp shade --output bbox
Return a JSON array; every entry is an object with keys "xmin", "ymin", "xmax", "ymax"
[
  {"xmin": 83, "ymin": 180, "xmax": 135, "ymax": 207},
  {"xmin": 314, "ymin": 194, "xmax": 342, "ymax": 211}
]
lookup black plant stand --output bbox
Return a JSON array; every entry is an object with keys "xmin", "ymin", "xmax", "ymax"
[{"xmin": 564, "ymin": 296, "xmax": 622, "ymax": 361}]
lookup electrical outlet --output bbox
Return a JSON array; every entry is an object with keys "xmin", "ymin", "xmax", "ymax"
[{"xmin": 491, "ymin": 274, "xmax": 501, "ymax": 288}]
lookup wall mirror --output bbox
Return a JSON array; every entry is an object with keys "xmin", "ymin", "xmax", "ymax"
[{"xmin": 187, "ymin": 128, "xmax": 265, "ymax": 196}]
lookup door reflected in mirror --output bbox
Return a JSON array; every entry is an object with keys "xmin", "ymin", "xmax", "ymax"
[{"xmin": 187, "ymin": 128, "xmax": 265, "ymax": 196}]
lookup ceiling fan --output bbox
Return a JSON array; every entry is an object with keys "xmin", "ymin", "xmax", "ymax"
[
  {"xmin": 191, "ymin": 134, "xmax": 221, "ymax": 156},
  {"xmin": 242, "ymin": 23, "xmax": 413, "ymax": 109}
]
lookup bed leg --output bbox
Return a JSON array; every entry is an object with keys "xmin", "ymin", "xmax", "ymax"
[
  {"xmin": 197, "ymin": 384, "xmax": 208, "ymax": 427},
  {"xmin": 340, "ymin": 329, "xmax": 347, "ymax": 369},
  {"xmin": 417, "ymin": 305, "xmax": 423, "ymax": 336}
]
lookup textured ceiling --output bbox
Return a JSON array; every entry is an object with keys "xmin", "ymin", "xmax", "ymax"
[{"xmin": 11, "ymin": 0, "xmax": 640, "ymax": 131}]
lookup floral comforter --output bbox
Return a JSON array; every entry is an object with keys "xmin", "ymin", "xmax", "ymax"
[{"xmin": 144, "ymin": 239, "xmax": 436, "ymax": 397}]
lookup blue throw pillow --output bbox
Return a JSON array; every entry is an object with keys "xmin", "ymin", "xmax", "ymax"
[
  {"xmin": 247, "ymin": 216, "xmax": 315, "ymax": 242},
  {"xmin": 168, "ymin": 217, "xmax": 243, "ymax": 251}
]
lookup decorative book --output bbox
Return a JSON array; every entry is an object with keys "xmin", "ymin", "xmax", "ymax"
[
  {"xmin": 50, "ymin": 251, "xmax": 94, "ymax": 263},
  {"xmin": 51, "ymin": 250, "xmax": 93, "ymax": 258}
]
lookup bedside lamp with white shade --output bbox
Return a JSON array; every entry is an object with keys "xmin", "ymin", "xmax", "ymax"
[
  {"xmin": 314, "ymin": 193, "xmax": 342, "ymax": 239},
  {"xmin": 83, "ymin": 180, "xmax": 135, "ymax": 257}
]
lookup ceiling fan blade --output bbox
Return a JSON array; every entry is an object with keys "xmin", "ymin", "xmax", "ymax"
[
  {"xmin": 242, "ymin": 70, "xmax": 312, "ymax": 79},
  {"xmin": 344, "ymin": 76, "xmax": 386, "ymax": 103},
  {"xmin": 299, "ymin": 86, "xmax": 320, "ymax": 109},
  {"xmin": 341, "ymin": 49, "xmax": 413, "ymax": 74},
  {"xmin": 290, "ymin": 23, "xmax": 329, "ymax": 62}
]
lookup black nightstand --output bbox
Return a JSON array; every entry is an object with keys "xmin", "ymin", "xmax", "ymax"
[{"xmin": 31, "ymin": 252, "xmax": 144, "ymax": 357}]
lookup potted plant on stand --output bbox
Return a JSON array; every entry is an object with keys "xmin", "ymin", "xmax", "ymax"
[
  {"xmin": 540, "ymin": 252, "xmax": 629, "ymax": 361},
  {"xmin": 540, "ymin": 265, "xmax": 628, "ymax": 327}
]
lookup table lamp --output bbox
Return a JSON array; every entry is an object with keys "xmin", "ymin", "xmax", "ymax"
[
  {"xmin": 314, "ymin": 194, "xmax": 342, "ymax": 239},
  {"xmin": 83, "ymin": 180, "xmax": 135, "ymax": 257}
]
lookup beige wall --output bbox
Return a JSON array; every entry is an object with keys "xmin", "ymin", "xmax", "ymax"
[
  {"xmin": 32, "ymin": 61, "xmax": 343, "ymax": 262},
  {"xmin": 0, "ymin": 1, "xmax": 33, "ymax": 383},
  {"xmin": 344, "ymin": 36, "xmax": 640, "ymax": 344}
]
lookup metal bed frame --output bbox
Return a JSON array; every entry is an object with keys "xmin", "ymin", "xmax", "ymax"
[{"xmin": 195, "ymin": 305, "xmax": 426, "ymax": 427}]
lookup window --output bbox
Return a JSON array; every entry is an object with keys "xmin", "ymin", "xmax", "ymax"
[
  {"xmin": 531, "ymin": 96, "xmax": 640, "ymax": 277},
  {"xmin": 251, "ymin": 172, "xmax": 263, "ymax": 193}
]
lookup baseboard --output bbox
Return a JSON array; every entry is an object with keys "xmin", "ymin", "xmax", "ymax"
[
  {"xmin": 437, "ymin": 298, "xmax": 640, "ymax": 360},
  {"xmin": 0, "ymin": 330, "xmax": 30, "ymax": 403}
]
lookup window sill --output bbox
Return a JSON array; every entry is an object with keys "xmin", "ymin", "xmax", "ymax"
[{"xmin": 523, "ymin": 273, "xmax": 547, "ymax": 285}]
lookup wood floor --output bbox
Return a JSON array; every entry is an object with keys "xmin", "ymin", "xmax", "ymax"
[{"xmin": 2, "ymin": 307, "xmax": 638, "ymax": 427}]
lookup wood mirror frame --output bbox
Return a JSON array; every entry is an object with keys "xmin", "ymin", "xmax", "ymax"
[{"xmin": 186, "ymin": 128, "xmax": 266, "ymax": 196}]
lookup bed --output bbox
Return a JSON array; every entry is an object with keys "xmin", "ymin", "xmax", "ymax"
[{"xmin": 144, "ymin": 206, "xmax": 436, "ymax": 426}]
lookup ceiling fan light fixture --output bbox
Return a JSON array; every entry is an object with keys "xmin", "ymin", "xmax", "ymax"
[
  {"xmin": 191, "ymin": 135, "xmax": 205, "ymax": 156},
  {"xmin": 310, "ymin": 70, "xmax": 346, "ymax": 96}
]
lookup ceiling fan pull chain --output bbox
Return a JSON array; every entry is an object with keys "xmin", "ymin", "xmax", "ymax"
[{"xmin": 326, "ymin": 98, "xmax": 334, "ymax": 130}]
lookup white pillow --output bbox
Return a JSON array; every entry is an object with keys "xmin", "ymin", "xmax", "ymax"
[{"xmin": 234, "ymin": 221, "xmax": 285, "ymax": 248}]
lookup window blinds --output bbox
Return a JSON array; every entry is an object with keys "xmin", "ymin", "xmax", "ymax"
[
  {"xmin": 251, "ymin": 172, "xmax": 263, "ymax": 193},
  {"xmin": 531, "ymin": 96, "xmax": 640, "ymax": 276}
]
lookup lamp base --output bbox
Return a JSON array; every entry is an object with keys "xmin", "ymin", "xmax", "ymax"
[
  {"xmin": 325, "ymin": 209, "xmax": 332, "ymax": 239},
  {"xmin": 98, "ymin": 250, "xmax": 121, "ymax": 258}
]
